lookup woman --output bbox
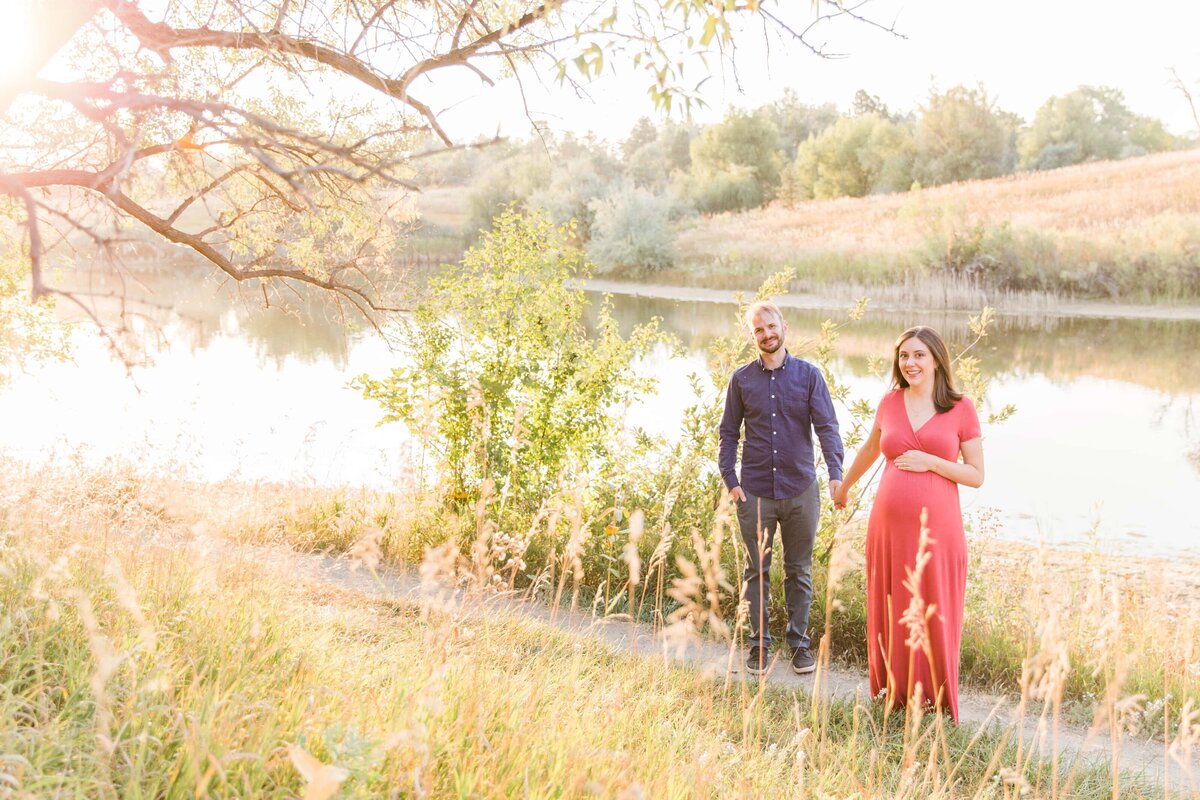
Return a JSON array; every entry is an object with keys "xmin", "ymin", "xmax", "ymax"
[{"xmin": 833, "ymin": 326, "xmax": 984, "ymax": 723}]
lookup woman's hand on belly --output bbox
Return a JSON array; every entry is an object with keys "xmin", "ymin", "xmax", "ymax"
[{"xmin": 894, "ymin": 449, "xmax": 937, "ymax": 473}]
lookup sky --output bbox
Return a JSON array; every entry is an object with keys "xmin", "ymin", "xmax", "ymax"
[{"xmin": 431, "ymin": 0, "xmax": 1200, "ymax": 144}]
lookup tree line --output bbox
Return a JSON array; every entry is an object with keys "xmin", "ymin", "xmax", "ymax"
[{"xmin": 424, "ymin": 84, "xmax": 1194, "ymax": 274}]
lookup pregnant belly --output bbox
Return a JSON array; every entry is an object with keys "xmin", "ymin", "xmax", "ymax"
[{"xmin": 874, "ymin": 465, "xmax": 961, "ymax": 527}]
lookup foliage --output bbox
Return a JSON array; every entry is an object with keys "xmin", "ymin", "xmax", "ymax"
[
  {"xmin": 621, "ymin": 116, "xmax": 660, "ymax": 160},
  {"xmin": 914, "ymin": 85, "xmax": 1018, "ymax": 185},
  {"xmin": 688, "ymin": 108, "xmax": 785, "ymax": 203},
  {"xmin": 586, "ymin": 184, "xmax": 678, "ymax": 273},
  {"xmin": 464, "ymin": 153, "xmax": 552, "ymax": 233},
  {"xmin": 0, "ymin": 213, "xmax": 70, "ymax": 381},
  {"xmin": 677, "ymin": 164, "xmax": 764, "ymax": 214},
  {"xmin": 763, "ymin": 88, "xmax": 841, "ymax": 160},
  {"xmin": 850, "ymin": 89, "xmax": 892, "ymax": 119},
  {"xmin": 783, "ymin": 114, "xmax": 915, "ymax": 203},
  {"xmin": 528, "ymin": 155, "xmax": 615, "ymax": 238},
  {"xmin": 1018, "ymin": 85, "xmax": 1175, "ymax": 170},
  {"xmin": 355, "ymin": 210, "xmax": 662, "ymax": 511}
]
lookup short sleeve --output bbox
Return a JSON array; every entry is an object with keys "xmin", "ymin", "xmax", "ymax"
[
  {"xmin": 873, "ymin": 390, "xmax": 893, "ymax": 432},
  {"xmin": 958, "ymin": 395, "xmax": 982, "ymax": 443}
]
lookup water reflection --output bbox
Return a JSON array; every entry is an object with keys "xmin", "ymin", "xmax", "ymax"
[
  {"xmin": 589, "ymin": 292, "xmax": 1200, "ymax": 394},
  {"xmin": 1, "ymin": 272, "xmax": 1196, "ymax": 556},
  {"xmin": 57, "ymin": 267, "xmax": 373, "ymax": 368},
  {"xmin": 590, "ymin": 291, "xmax": 1200, "ymax": 556}
]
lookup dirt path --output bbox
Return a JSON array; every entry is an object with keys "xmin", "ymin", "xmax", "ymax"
[
  {"xmin": 214, "ymin": 537, "xmax": 1197, "ymax": 794},
  {"xmin": 578, "ymin": 278, "xmax": 1200, "ymax": 322}
]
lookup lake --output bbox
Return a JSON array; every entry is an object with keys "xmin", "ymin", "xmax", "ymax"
[{"xmin": 2, "ymin": 274, "xmax": 1197, "ymax": 556}]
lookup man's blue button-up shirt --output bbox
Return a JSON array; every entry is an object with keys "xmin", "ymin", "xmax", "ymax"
[{"xmin": 719, "ymin": 351, "xmax": 844, "ymax": 500}]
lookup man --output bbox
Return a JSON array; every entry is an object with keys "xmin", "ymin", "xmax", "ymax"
[{"xmin": 719, "ymin": 301, "xmax": 843, "ymax": 676}]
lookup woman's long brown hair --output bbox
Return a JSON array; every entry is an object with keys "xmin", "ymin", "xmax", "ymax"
[{"xmin": 891, "ymin": 326, "xmax": 963, "ymax": 413}]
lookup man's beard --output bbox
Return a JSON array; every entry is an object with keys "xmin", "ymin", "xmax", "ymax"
[{"xmin": 759, "ymin": 336, "xmax": 782, "ymax": 354}]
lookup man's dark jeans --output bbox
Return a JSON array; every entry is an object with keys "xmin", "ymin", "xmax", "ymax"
[{"xmin": 736, "ymin": 480, "xmax": 820, "ymax": 651}]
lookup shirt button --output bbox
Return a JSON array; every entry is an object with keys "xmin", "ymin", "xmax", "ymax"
[
  {"xmin": 772, "ymin": 467, "xmax": 776, "ymax": 471},
  {"xmin": 771, "ymin": 395, "xmax": 775, "ymax": 399},
  {"xmin": 773, "ymin": 431, "xmax": 776, "ymax": 435},
  {"xmin": 772, "ymin": 413, "xmax": 775, "ymax": 416},
  {"xmin": 773, "ymin": 450, "xmax": 777, "ymax": 453}
]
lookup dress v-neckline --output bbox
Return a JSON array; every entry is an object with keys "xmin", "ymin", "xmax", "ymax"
[{"xmin": 902, "ymin": 390, "xmax": 936, "ymax": 436}]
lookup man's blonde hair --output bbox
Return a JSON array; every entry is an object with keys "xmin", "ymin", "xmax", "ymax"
[{"xmin": 745, "ymin": 300, "xmax": 785, "ymax": 330}]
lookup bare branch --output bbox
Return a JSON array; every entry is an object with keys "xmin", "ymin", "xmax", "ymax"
[
  {"xmin": 102, "ymin": 0, "xmax": 458, "ymax": 144},
  {"xmin": 1170, "ymin": 66, "xmax": 1200, "ymax": 136}
]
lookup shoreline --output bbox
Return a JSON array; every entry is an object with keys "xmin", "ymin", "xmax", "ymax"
[{"xmin": 577, "ymin": 278, "xmax": 1200, "ymax": 322}]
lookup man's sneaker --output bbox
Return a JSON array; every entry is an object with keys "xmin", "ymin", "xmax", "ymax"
[
  {"xmin": 791, "ymin": 646, "xmax": 816, "ymax": 674},
  {"xmin": 746, "ymin": 645, "xmax": 770, "ymax": 675}
]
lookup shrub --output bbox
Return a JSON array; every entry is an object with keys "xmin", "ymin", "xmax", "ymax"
[
  {"xmin": 1033, "ymin": 142, "xmax": 1084, "ymax": 170},
  {"xmin": 355, "ymin": 210, "xmax": 662, "ymax": 511},
  {"xmin": 528, "ymin": 155, "xmax": 612, "ymax": 238},
  {"xmin": 586, "ymin": 185, "xmax": 678, "ymax": 273}
]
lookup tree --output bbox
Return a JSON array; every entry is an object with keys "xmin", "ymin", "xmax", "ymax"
[
  {"xmin": 1170, "ymin": 67, "xmax": 1200, "ymax": 140},
  {"xmin": 0, "ymin": 0, "xmax": 895, "ymax": 346},
  {"xmin": 913, "ymin": 85, "xmax": 1017, "ymax": 185},
  {"xmin": 850, "ymin": 89, "xmax": 889, "ymax": 119},
  {"xmin": 658, "ymin": 119, "xmax": 697, "ymax": 174},
  {"xmin": 465, "ymin": 151, "xmax": 551, "ymax": 234},
  {"xmin": 625, "ymin": 119, "xmax": 696, "ymax": 190},
  {"xmin": 621, "ymin": 117, "xmax": 659, "ymax": 161},
  {"xmin": 687, "ymin": 108, "xmax": 784, "ymax": 209},
  {"xmin": 1018, "ymin": 86, "xmax": 1172, "ymax": 169},
  {"xmin": 784, "ymin": 114, "xmax": 914, "ymax": 203},
  {"xmin": 763, "ymin": 89, "xmax": 839, "ymax": 160},
  {"xmin": 528, "ymin": 155, "xmax": 613, "ymax": 238}
]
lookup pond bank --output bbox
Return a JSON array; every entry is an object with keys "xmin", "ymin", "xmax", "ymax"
[{"xmin": 578, "ymin": 278, "xmax": 1200, "ymax": 321}]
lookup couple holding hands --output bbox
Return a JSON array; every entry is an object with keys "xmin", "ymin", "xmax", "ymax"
[{"xmin": 720, "ymin": 301, "xmax": 985, "ymax": 723}]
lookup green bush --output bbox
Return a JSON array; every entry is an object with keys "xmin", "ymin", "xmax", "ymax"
[
  {"xmin": 586, "ymin": 184, "xmax": 678, "ymax": 273},
  {"xmin": 355, "ymin": 210, "xmax": 662, "ymax": 511}
]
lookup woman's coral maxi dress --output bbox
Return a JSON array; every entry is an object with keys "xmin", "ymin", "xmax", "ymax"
[{"xmin": 866, "ymin": 389, "xmax": 981, "ymax": 723}]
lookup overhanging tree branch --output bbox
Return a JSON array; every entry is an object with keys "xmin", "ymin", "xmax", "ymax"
[{"xmin": 1, "ymin": 0, "xmax": 894, "ymax": 343}]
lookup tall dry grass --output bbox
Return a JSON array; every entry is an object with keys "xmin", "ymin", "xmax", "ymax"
[
  {"xmin": 673, "ymin": 150, "xmax": 1200, "ymax": 303},
  {"xmin": 1, "ymin": 458, "xmax": 1195, "ymax": 796}
]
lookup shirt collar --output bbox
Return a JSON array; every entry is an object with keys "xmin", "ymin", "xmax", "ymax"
[{"xmin": 756, "ymin": 349, "xmax": 792, "ymax": 372}]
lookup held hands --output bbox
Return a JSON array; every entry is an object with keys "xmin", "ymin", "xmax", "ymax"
[
  {"xmin": 831, "ymin": 481, "xmax": 849, "ymax": 510},
  {"xmin": 895, "ymin": 449, "xmax": 937, "ymax": 473}
]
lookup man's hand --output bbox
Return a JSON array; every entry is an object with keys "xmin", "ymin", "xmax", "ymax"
[
  {"xmin": 730, "ymin": 486, "xmax": 747, "ymax": 503},
  {"xmin": 832, "ymin": 481, "xmax": 849, "ymax": 509},
  {"xmin": 828, "ymin": 479, "xmax": 842, "ymax": 504}
]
